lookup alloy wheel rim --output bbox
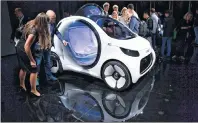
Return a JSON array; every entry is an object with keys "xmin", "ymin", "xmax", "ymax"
[{"xmin": 104, "ymin": 65, "xmax": 126, "ymax": 89}]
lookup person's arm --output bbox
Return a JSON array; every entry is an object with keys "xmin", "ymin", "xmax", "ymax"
[
  {"xmin": 10, "ymin": 27, "xmax": 16, "ymax": 41},
  {"xmin": 153, "ymin": 16, "xmax": 158, "ymax": 32},
  {"xmin": 180, "ymin": 22, "xmax": 189, "ymax": 29},
  {"xmin": 54, "ymin": 27, "xmax": 68, "ymax": 46},
  {"xmin": 24, "ymin": 34, "xmax": 36, "ymax": 66},
  {"xmin": 172, "ymin": 18, "xmax": 175, "ymax": 29},
  {"xmin": 188, "ymin": 22, "xmax": 193, "ymax": 29},
  {"xmin": 10, "ymin": 20, "xmax": 18, "ymax": 41},
  {"xmin": 55, "ymin": 29, "xmax": 64, "ymax": 41},
  {"xmin": 129, "ymin": 17, "xmax": 136, "ymax": 32},
  {"xmin": 181, "ymin": 26, "xmax": 188, "ymax": 29},
  {"xmin": 148, "ymin": 19, "xmax": 153, "ymax": 30}
]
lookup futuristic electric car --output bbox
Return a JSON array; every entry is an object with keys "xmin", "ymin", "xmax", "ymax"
[{"xmin": 50, "ymin": 3, "xmax": 156, "ymax": 91}]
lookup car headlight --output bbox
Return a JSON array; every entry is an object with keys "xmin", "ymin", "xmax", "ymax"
[{"xmin": 120, "ymin": 48, "xmax": 139, "ymax": 57}]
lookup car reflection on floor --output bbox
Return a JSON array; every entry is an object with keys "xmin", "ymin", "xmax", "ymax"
[
  {"xmin": 23, "ymin": 65, "xmax": 158, "ymax": 122},
  {"xmin": 2, "ymin": 54, "xmax": 198, "ymax": 122}
]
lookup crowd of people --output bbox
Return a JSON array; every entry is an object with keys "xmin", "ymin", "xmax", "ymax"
[
  {"xmin": 10, "ymin": 3, "xmax": 198, "ymax": 97},
  {"xmin": 102, "ymin": 2, "xmax": 198, "ymax": 63}
]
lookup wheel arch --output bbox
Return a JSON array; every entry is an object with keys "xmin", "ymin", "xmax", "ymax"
[{"xmin": 51, "ymin": 51, "xmax": 63, "ymax": 73}]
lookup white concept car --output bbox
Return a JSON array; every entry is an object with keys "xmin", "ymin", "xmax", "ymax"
[{"xmin": 50, "ymin": 3, "xmax": 156, "ymax": 91}]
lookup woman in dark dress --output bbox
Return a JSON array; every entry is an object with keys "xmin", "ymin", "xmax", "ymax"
[
  {"xmin": 17, "ymin": 13, "xmax": 51, "ymax": 97},
  {"xmin": 172, "ymin": 12, "xmax": 194, "ymax": 62}
]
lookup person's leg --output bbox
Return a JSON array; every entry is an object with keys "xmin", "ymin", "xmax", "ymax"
[
  {"xmin": 19, "ymin": 69, "xmax": 27, "ymax": 90},
  {"xmin": 154, "ymin": 34, "xmax": 156, "ymax": 48},
  {"xmin": 43, "ymin": 49, "xmax": 57, "ymax": 82},
  {"xmin": 152, "ymin": 34, "xmax": 156, "ymax": 49},
  {"xmin": 166, "ymin": 37, "xmax": 172, "ymax": 57},
  {"xmin": 30, "ymin": 51, "xmax": 43, "ymax": 96},
  {"xmin": 30, "ymin": 73, "xmax": 40, "ymax": 96},
  {"xmin": 184, "ymin": 37, "xmax": 192, "ymax": 58},
  {"xmin": 190, "ymin": 47, "xmax": 198, "ymax": 64},
  {"xmin": 36, "ymin": 78, "xmax": 39, "ymax": 86},
  {"xmin": 184, "ymin": 37, "xmax": 194, "ymax": 61},
  {"xmin": 35, "ymin": 52, "xmax": 43, "ymax": 86},
  {"xmin": 161, "ymin": 37, "xmax": 167, "ymax": 57},
  {"xmin": 194, "ymin": 27, "xmax": 198, "ymax": 44},
  {"xmin": 146, "ymin": 37, "xmax": 152, "ymax": 45}
]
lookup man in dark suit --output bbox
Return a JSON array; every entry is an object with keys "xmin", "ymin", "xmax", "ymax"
[{"xmin": 10, "ymin": 8, "xmax": 29, "ymax": 43}]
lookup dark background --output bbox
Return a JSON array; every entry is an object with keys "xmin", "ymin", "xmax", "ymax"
[
  {"xmin": 1, "ymin": 1, "xmax": 198, "ymax": 56},
  {"xmin": 6, "ymin": 1, "xmax": 198, "ymax": 23}
]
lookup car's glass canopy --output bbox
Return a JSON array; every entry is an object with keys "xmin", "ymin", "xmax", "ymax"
[
  {"xmin": 75, "ymin": 3, "xmax": 104, "ymax": 17},
  {"xmin": 90, "ymin": 16, "xmax": 136, "ymax": 40}
]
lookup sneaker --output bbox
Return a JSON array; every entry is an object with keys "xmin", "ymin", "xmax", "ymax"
[
  {"xmin": 179, "ymin": 56, "xmax": 185, "ymax": 63},
  {"xmin": 180, "ymin": 56, "xmax": 185, "ymax": 60}
]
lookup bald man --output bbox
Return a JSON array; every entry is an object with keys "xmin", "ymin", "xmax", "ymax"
[
  {"xmin": 41, "ymin": 10, "xmax": 67, "ymax": 85},
  {"xmin": 46, "ymin": 10, "xmax": 68, "ymax": 46}
]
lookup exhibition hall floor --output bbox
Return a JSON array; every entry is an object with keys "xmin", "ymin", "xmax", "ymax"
[{"xmin": 1, "ymin": 55, "xmax": 198, "ymax": 122}]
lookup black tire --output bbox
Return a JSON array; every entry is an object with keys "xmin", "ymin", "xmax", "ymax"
[
  {"xmin": 101, "ymin": 61, "xmax": 132, "ymax": 91},
  {"xmin": 50, "ymin": 52, "xmax": 63, "ymax": 74}
]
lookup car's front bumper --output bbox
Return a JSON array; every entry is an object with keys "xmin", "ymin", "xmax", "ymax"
[{"xmin": 122, "ymin": 48, "xmax": 156, "ymax": 83}]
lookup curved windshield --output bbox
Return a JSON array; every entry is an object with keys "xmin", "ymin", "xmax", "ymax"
[{"xmin": 90, "ymin": 16, "xmax": 136, "ymax": 40}]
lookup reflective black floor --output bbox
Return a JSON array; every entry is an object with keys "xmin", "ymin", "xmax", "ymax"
[{"xmin": 1, "ymin": 55, "xmax": 198, "ymax": 122}]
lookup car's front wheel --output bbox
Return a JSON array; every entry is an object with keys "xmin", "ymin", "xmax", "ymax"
[
  {"xmin": 101, "ymin": 61, "xmax": 132, "ymax": 91},
  {"xmin": 50, "ymin": 52, "xmax": 63, "ymax": 74}
]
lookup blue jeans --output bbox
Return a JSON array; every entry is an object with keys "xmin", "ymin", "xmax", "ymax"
[
  {"xmin": 190, "ymin": 47, "xmax": 198, "ymax": 64},
  {"xmin": 194, "ymin": 26, "xmax": 198, "ymax": 44},
  {"xmin": 35, "ymin": 54, "xmax": 42, "ymax": 86},
  {"xmin": 161, "ymin": 37, "xmax": 172, "ymax": 57},
  {"xmin": 43, "ymin": 49, "xmax": 57, "ymax": 81},
  {"xmin": 32, "ymin": 43, "xmax": 43, "ymax": 86}
]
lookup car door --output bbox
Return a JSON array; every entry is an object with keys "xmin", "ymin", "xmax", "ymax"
[{"xmin": 61, "ymin": 4, "xmax": 104, "ymax": 68}]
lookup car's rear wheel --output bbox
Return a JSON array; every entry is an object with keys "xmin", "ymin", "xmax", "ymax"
[
  {"xmin": 101, "ymin": 61, "xmax": 132, "ymax": 91},
  {"xmin": 50, "ymin": 52, "xmax": 63, "ymax": 74}
]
